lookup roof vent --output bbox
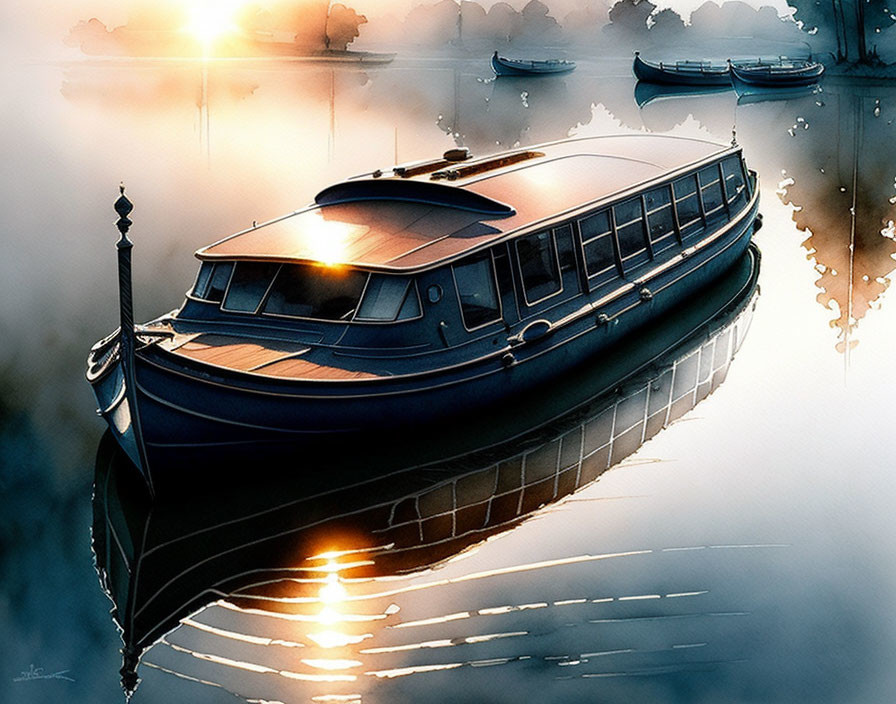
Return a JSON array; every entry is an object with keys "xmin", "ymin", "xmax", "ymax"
[
  {"xmin": 431, "ymin": 150, "xmax": 544, "ymax": 181},
  {"xmin": 443, "ymin": 148, "xmax": 471, "ymax": 162},
  {"xmin": 314, "ymin": 179, "xmax": 515, "ymax": 216}
]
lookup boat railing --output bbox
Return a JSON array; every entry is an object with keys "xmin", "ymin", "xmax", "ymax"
[
  {"xmin": 656, "ymin": 55, "xmax": 807, "ymax": 72},
  {"xmin": 657, "ymin": 59, "xmax": 723, "ymax": 73}
]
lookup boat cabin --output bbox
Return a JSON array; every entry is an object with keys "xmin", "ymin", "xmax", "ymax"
[{"xmin": 174, "ymin": 134, "xmax": 754, "ymax": 371}]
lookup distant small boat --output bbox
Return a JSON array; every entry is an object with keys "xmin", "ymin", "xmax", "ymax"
[
  {"xmin": 491, "ymin": 51, "xmax": 575, "ymax": 77},
  {"xmin": 729, "ymin": 59, "xmax": 824, "ymax": 88},
  {"xmin": 633, "ymin": 51, "xmax": 731, "ymax": 86}
]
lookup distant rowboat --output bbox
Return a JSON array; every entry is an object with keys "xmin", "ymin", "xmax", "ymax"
[
  {"xmin": 729, "ymin": 59, "xmax": 825, "ymax": 88},
  {"xmin": 491, "ymin": 51, "xmax": 576, "ymax": 77},
  {"xmin": 633, "ymin": 51, "xmax": 731, "ymax": 86}
]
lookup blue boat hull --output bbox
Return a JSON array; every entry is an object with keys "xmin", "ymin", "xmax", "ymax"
[
  {"xmin": 90, "ymin": 194, "xmax": 760, "ymax": 474},
  {"xmin": 491, "ymin": 55, "xmax": 575, "ymax": 77},
  {"xmin": 730, "ymin": 63, "xmax": 824, "ymax": 89},
  {"xmin": 632, "ymin": 53, "xmax": 731, "ymax": 86}
]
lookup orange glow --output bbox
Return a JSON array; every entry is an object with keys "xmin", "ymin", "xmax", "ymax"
[
  {"xmin": 320, "ymin": 572, "xmax": 349, "ymax": 604},
  {"xmin": 317, "ymin": 606, "xmax": 341, "ymax": 626},
  {"xmin": 302, "ymin": 658, "xmax": 363, "ymax": 671},
  {"xmin": 307, "ymin": 631, "xmax": 372, "ymax": 648},
  {"xmin": 303, "ymin": 219, "xmax": 363, "ymax": 267},
  {"xmin": 183, "ymin": 0, "xmax": 242, "ymax": 48},
  {"xmin": 321, "ymin": 558, "xmax": 346, "ymax": 575}
]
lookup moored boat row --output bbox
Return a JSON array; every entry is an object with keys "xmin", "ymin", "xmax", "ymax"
[{"xmin": 633, "ymin": 51, "xmax": 825, "ymax": 89}]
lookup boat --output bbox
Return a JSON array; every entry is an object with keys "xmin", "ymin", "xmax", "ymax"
[
  {"xmin": 729, "ymin": 58, "xmax": 825, "ymax": 88},
  {"xmin": 632, "ymin": 51, "xmax": 732, "ymax": 86},
  {"xmin": 491, "ymin": 51, "xmax": 575, "ymax": 77},
  {"xmin": 93, "ymin": 244, "xmax": 760, "ymax": 695},
  {"xmin": 86, "ymin": 133, "xmax": 761, "ymax": 487}
]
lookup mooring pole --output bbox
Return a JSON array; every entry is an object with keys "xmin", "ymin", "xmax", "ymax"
[{"xmin": 114, "ymin": 185, "xmax": 155, "ymax": 497}]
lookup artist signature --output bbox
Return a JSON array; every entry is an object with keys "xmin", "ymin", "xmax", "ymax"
[{"xmin": 12, "ymin": 664, "xmax": 75, "ymax": 683}]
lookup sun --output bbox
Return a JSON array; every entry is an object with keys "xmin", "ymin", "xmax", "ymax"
[{"xmin": 183, "ymin": 0, "xmax": 243, "ymax": 47}]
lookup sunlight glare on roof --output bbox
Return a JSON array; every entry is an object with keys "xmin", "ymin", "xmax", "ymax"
[{"xmin": 301, "ymin": 218, "xmax": 366, "ymax": 267}]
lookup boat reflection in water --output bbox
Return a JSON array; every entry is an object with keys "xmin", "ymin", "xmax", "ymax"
[
  {"xmin": 633, "ymin": 81, "xmax": 732, "ymax": 109},
  {"xmin": 734, "ymin": 83, "xmax": 822, "ymax": 106},
  {"xmin": 93, "ymin": 245, "xmax": 759, "ymax": 701}
]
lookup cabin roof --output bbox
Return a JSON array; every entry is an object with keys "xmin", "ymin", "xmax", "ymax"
[{"xmin": 197, "ymin": 134, "xmax": 733, "ymax": 272}]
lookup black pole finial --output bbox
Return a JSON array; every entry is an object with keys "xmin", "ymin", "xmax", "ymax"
[{"xmin": 115, "ymin": 183, "xmax": 134, "ymax": 237}]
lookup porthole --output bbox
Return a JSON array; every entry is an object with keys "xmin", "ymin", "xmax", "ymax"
[{"xmin": 427, "ymin": 284, "xmax": 443, "ymax": 303}]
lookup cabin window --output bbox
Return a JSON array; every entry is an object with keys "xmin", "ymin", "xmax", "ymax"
[
  {"xmin": 356, "ymin": 275, "xmax": 421, "ymax": 322},
  {"xmin": 517, "ymin": 230, "xmax": 561, "ymax": 304},
  {"xmin": 554, "ymin": 224, "xmax": 580, "ymax": 288},
  {"xmin": 262, "ymin": 264, "xmax": 367, "ymax": 321},
  {"xmin": 453, "ymin": 253, "xmax": 501, "ymax": 330},
  {"xmin": 194, "ymin": 261, "xmax": 234, "ymax": 303},
  {"xmin": 192, "ymin": 263, "xmax": 214, "ymax": 299},
  {"xmin": 644, "ymin": 185, "xmax": 677, "ymax": 255},
  {"xmin": 492, "ymin": 244, "xmax": 519, "ymax": 324},
  {"xmin": 397, "ymin": 287, "xmax": 422, "ymax": 320},
  {"xmin": 673, "ymin": 174, "xmax": 702, "ymax": 238},
  {"xmin": 699, "ymin": 164, "xmax": 726, "ymax": 223},
  {"xmin": 613, "ymin": 197, "xmax": 648, "ymax": 263},
  {"xmin": 555, "ymin": 225, "xmax": 577, "ymax": 276},
  {"xmin": 721, "ymin": 156, "xmax": 748, "ymax": 211},
  {"xmin": 580, "ymin": 210, "xmax": 617, "ymax": 278},
  {"xmin": 222, "ymin": 262, "xmax": 281, "ymax": 313}
]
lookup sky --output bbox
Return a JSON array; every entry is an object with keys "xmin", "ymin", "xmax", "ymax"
[
  {"xmin": 0, "ymin": 0, "xmax": 797, "ymax": 64},
  {"xmin": 7, "ymin": 0, "xmax": 796, "ymax": 36}
]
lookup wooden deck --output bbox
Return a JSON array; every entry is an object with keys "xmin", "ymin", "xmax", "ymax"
[{"xmin": 157, "ymin": 333, "xmax": 381, "ymax": 380}]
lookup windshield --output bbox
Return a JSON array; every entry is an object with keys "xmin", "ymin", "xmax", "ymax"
[{"xmin": 262, "ymin": 264, "xmax": 367, "ymax": 321}]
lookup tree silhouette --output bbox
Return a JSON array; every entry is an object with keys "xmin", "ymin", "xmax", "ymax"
[
  {"xmin": 779, "ymin": 85, "xmax": 896, "ymax": 351},
  {"xmin": 515, "ymin": 0, "xmax": 562, "ymax": 45},
  {"xmin": 788, "ymin": 0, "xmax": 895, "ymax": 63},
  {"xmin": 604, "ymin": 0, "xmax": 656, "ymax": 44},
  {"xmin": 403, "ymin": 0, "xmax": 462, "ymax": 47},
  {"xmin": 326, "ymin": 4, "xmax": 367, "ymax": 51},
  {"xmin": 561, "ymin": 1, "xmax": 609, "ymax": 47},
  {"xmin": 648, "ymin": 8, "xmax": 685, "ymax": 42}
]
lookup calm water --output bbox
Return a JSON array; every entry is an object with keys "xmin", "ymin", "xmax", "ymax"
[{"xmin": 3, "ymin": 52, "xmax": 896, "ymax": 703}]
